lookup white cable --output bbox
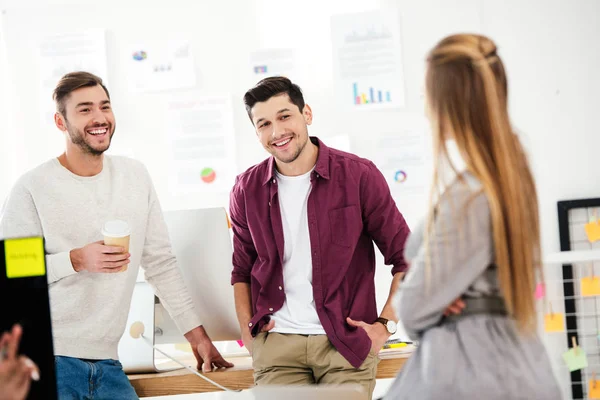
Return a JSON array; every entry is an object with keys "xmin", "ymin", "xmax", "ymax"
[{"xmin": 129, "ymin": 321, "xmax": 240, "ymax": 392}]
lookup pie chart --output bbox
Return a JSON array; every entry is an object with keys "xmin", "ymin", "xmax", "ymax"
[
  {"xmin": 394, "ymin": 170, "xmax": 407, "ymax": 183},
  {"xmin": 132, "ymin": 51, "xmax": 147, "ymax": 61},
  {"xmin": 201, "ymin": 168, "xmax": 216, "ymax": 183}
]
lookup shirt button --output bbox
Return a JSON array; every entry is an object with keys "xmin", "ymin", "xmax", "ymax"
[
  {"xmin": 278, "ymin": 286, "xmax": 282, "ymax": 290},
  {"xmin": 248, "ymin": 322, "xmax": 253, "ymax": 327},
  {"xmin": 268, "ymin": 201, "xmax": 271, "ymax": 207},
  {"xmin": 272, "ymin": 179, "xmax": 276, "ymax": 184},
  {"xmin": 269, "ymin": 308, "xmax": 273, "ymax": 312}
]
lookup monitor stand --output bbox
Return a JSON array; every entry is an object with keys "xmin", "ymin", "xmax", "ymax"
[{"xmin": 118, "ymin": 281, "xmax": 183, "ymax": 373}]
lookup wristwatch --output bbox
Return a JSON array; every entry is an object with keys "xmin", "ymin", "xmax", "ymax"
[{"xmin": 376, "ymin": 317, "xmax": 397, "ymax": 335}]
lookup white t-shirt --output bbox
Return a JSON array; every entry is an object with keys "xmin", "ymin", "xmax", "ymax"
[{"xmin": 270, "ymin": 167, "xmax": 326, "ymax": 335}]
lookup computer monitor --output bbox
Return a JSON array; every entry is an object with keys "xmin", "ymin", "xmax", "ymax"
[
  {"xmin": 0, "ymin": 237, "xmax": 58, "ymax": 399},
  {"xmin": 119, "ymin": 207, "xmax": 241, "ymax": 373},
  {"xmin": 157, "ymin": 207, "xmax": 240, "ymax": 343}
]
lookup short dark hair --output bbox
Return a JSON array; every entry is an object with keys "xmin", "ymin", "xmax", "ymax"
[
  {"xmin": 52, "ymin": 71, "xmax": 110, "ymax": 118},
  {"xmin": 243, "ymin": 76, "xmax": 305, "ymax": 122}
]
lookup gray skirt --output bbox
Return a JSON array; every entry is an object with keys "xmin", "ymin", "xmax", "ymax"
[{"xmin": 383, "ymin": 315, "xmax": 562, "ymax": 400}]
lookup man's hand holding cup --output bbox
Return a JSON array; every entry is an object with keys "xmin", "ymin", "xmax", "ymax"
[{"xmin": 70, "ymin": 220, "xmax": 131, "ymax": 273}]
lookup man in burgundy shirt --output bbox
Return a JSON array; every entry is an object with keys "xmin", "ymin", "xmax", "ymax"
[{"xmin": 230, "ymin": 76, "xmax": 410, "ymax": 398}]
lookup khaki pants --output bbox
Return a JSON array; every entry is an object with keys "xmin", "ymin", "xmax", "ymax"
[{"xmin": 252, "ymin": 332, "xmax": 378, "ymax": 399}]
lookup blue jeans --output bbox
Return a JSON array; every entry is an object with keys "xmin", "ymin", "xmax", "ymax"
[{"xmin": 55, "ymin": 356, "xmax": 138, "ymax": 400}]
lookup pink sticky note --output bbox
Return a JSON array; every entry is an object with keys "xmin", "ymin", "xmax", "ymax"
[
  {"xmin": 535, "ymin": 283, "xmax": 545, "ymax": 299},
  {"xmin": 237, "ymin": 340, "xmax": 244, "ymax": 347}
]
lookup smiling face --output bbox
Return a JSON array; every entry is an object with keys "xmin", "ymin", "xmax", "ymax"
[
  {"xmin": 251, "ymin": 94, "xmax": 313, "ymax": 164},
  {"xmin": 55, "ymin": 84, "xmax": 116, "ymax": 156}
]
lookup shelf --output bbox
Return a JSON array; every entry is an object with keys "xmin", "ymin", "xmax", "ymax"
[{"xmin": 544, "ymin": 249, "xmax": 600, "ymax": 264}]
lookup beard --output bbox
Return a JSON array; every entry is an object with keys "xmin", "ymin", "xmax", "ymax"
[
  {"xmin": 66, "ymin": 121, "xmax": 115, "ymax": 156},
  {"xmin": 270, "ymin": 131, "xmax": 309, "ymax": 164}
]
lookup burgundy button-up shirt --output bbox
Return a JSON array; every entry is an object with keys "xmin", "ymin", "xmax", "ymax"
[{"xmin": 230, "ymin": 137, "xmax": 410, "ymax": 368}]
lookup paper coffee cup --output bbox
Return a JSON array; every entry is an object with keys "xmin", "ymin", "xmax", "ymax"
[{"xmin": 102, "ymin": 220, "xmax": 131, "ymax": 272}]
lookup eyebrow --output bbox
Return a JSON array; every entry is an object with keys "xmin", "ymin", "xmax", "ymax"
[
  {"xmin": 255, "ymin": 108, "xmax": 291, "ymax": 125},
  {"xmin": 75, "ymin": 100, "xmax": 111, "ymax": 108}
]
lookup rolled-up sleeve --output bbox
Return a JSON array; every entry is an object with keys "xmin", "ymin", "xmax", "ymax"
[{"xmin": 230, "ymin": 177, "xmax": 257, "ymax": 285}]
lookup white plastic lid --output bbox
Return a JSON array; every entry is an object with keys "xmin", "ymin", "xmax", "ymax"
[{"xmin": 102, "ymin": 220, "xmax": 131, "ymax": 237}]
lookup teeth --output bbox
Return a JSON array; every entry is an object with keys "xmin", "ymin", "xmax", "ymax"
[
  {"xmin": 88, "ymin": 128, "xmax": 107, "ymax": 135},
  {"xmin": 275, "ymin": 138, "xmax": 291, "ymax": 147}
]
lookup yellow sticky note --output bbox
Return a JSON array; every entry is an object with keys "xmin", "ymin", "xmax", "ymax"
[
  {"xmin": 544, "ymin": 313, "xmax": 565, "ymax": 333},
  {"xmin": 585, "ymin": 221, "xmax": 600, "ymax": 243},
  {"xmin": 582, "ymin": 277, "xmax": 600, "ymax": 297},
  {"xmin": 4, "ymin": 237, "xmax": 45, "ymax": 279},
  {"xmin": 589, "ymin": 380, "xmax": 600, "ymax": 399}
]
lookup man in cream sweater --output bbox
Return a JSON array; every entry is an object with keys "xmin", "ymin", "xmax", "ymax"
[{"xmin": 0, "ymin": 71, "xmax": 232, "ymax": 399}]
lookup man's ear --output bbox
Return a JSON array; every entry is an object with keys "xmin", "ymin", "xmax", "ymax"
[
  {"xmin": 54, "ymin": 112, "xmax": 67, "ymax": 132},
  {"xmin": 303, "ymin": 104, "xmax": 313, "ymax": 125}
]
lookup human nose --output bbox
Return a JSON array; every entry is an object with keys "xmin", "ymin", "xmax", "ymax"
[
  {"xmin": 271, "ymin": 120, "xmax": 288, "ymax": 139},
  {"xmin": 91, "ymin": 107, "xmax": 108, "ymax": 125}
]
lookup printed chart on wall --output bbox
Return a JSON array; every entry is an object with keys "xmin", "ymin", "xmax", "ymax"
[
  {"xmin": 37, "ymin": 30, "xmax": 108, "ymax": 130},
  {"xmin": 166, "ymin": 94, "xmax": 236, "ymax": 194},
  {"xmin": 126, "ymin": 39, "xmax": 196, "ymax": 92},
  {"xmin": 249, "ymin": 48, "xmax": 296, "ymax": 82},
  {"xmin": 331, "ymin": 9, "xmax": 405, "ymax": 110},
  {"xmin": 374, "ymin": 115, "xmax": 430, "ymax": 220}
]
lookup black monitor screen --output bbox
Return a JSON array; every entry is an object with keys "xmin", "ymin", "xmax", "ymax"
[{"xmin": 0, "ymin": 237, "xmax": 57, "ymax": 400}]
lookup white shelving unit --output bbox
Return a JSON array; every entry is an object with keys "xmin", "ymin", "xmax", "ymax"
[{"xmin": 545, "ymin": 250, "xmax": 600, "ymax": 265}]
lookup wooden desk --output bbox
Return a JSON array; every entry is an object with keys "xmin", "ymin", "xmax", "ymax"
[{"xmin": 129, "ymin": 354, "xmax": 408, "ymax": 398}]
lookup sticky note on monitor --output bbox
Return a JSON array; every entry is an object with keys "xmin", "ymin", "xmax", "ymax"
[
  {"xmin": 585, "ymin": 220, "xmax": 600, "ymax": 243},
  {"xmin": 590, "ymin": 380, "xmax": 600, "ymax": 399},
  {"xmin": 562, "ymin": 348, "xmax": 588, "ymax": 372},
  {"xmin": 545, "ymin": 313, "xmax": 565, "ymax": 333},
  {"xmin": 582, "ymin": 277, "xmax": 600, "ymax": 297},
  {"xmin": 4, "ymin": 237, "xmax": 45, "ymax": 279}
]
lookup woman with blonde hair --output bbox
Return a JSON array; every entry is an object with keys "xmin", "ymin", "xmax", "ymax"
[{"xmin": 384, "ymin": 34, "xmax": 561, "ymax": 399}]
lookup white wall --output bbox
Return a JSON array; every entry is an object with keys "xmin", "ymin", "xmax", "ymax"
[
  {"xmin": 3, "ymin": 0, "xmax": 596, "ymax": 249},
  {"xmin": 1, "ymin": 1, "xmax": 598, "ymax": 397}
]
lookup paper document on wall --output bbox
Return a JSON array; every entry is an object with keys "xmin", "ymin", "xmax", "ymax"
[
  {"xmin": 166, "ymin": 94, "xmax": 237, "ymax": 193},
  {"xmin": 126, "ymin": 39, "xmax": 196, "ymax": 92},
  {"xmin": 331, "ymin": 9, "xmax": 406, "ymax": 109},
  {"xmin": 37, "ymin": 30, "xmax": 108, "ymax": 129},
  {"xmin": 374, "ymin": 115, "xmax": 430, "ymax": 200},
  {"xmin": 249, "ymin": 48, "xmax": 296, "ymax": 80},
  {"xmin": 377, "ymin": 134, "xmax": 428, "ymax": 198}
]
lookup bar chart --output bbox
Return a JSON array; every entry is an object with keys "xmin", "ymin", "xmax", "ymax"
[
  {"xmin": 353, "ymin": 82, "xmax": 392, "ymax": 105},
  {"xmin": 332, "ymin": 10, "xmax": 405, "ymax": 109}
]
